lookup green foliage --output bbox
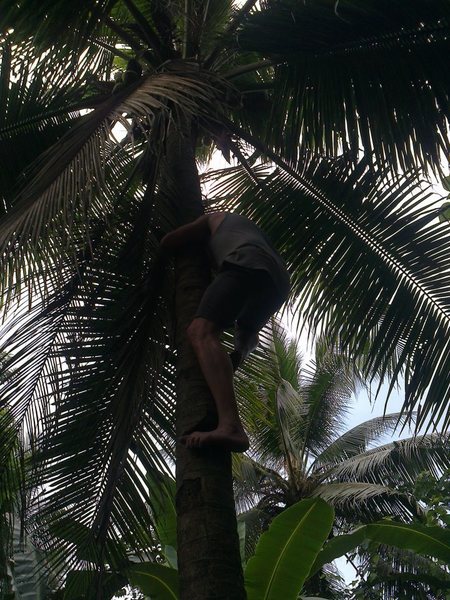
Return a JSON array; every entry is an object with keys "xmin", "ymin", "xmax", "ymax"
[
  {"xmin": 122, "ymin": 498, "xmax": 450, "ymax": 600},
  {"xmin": 63, "ymin": 570, "xmax": 127, "ymax": 600},
  {"xmin": 350, "ymin": 549, "xmax": 450, "ymax": 600},
  {"xmin": 234, "ymin": 321, "xmax": 449, "ymax": 534},
  {"xmin": 237, "ymin": 0, "xmax": 450, "ymax": 172},
  {"xmin": 312, "ymin": 521, "xmax": 450, "ymax": 577},
  {"xmin": 147, "ymin": 470, "xmax": 177, "ymax": 552},
  {"xmin": 233, "ymin": 322, "xmax": 450, "ymax": 597},
  {"xmin": 438, "ymin": 202, "xmax": 450, "ymax": 224},
  {"xmin": 244, "ymin": 498, "xmax": 334, "ymax": 600},
  {"xmin": 441, "ymin": 175, "xmax": 450, "ymax": 193},
  {"xmin": 410, "ymin": 470, "xmax": 450, "ymax": 527},
  {"xmin": 218, "ymin": 154, "xmax": 450, "ymax": 431},
  {"xmin": 126, "ymin": 563, "xmax": 179, "ymax": 600}
]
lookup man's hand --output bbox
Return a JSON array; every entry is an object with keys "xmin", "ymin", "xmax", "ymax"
[{"xmin": 160, "ymin": 211, "xmax": 228, "ymax": 254}]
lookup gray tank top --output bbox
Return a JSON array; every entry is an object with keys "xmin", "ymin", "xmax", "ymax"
[{"xmin": 208, "ymin": 213, "xmax": 290, "ymax": 294}]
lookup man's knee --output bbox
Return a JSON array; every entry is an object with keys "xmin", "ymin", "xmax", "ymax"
[{"xmin": 187, "ymin": 318, "xmax": 219, "ymax": 348}]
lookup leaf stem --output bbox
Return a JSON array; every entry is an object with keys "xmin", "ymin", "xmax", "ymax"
[
  {"xmin": 205, "ymin": 0, "xmax": 259, "ymax": 68},
  {"xmin": 224, "ymin": 59, "xmax": 277, "ymax": 80},
  {"xmin": 183, "ymin": 0, "xmax": 194, "ymax": 59}
]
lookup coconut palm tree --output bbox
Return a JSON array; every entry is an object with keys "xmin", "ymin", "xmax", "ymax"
[
  {"xmin": 1, "ymin": 1, "xmax": 450, "ymax": 598},
  {"xmin": 233, "ymin": 320, "xmax": 450, "ymax": 595}
]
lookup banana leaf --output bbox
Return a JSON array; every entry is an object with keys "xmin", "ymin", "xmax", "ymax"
[{"xmin": 245, "ymin": 498, "xmax": 334, "ymax": 600}]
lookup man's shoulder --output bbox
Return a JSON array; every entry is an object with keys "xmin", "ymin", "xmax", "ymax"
[
  {"xmin": 207, "ymin": 211, "xmax": 258, "ymax": 235},
  {"xmin": 207, "ymin": 211, "xmax": 228, "ymax": 234}
]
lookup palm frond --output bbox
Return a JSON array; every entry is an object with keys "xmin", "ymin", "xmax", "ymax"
[
  {"xmin": 0, "ymin": 0, "xmax": 119, "ymax": 55},
  {"xmin": 0, "ymin": 37, "xmax": 115, "ymax": 208},
  {"xmin": 354, "ymin": 546, "xmax": 450, "ymax": 600},
  {"xmin": 0, "ymin": 412, "xmax": 29, "ymax": 583},
  {"xmin": 314, "ymin": 413, "xmax": 409, "ymax": 465},
  {"xmin": 206, "ymin": 0, "xmax": 260, "ymax": 69},
  {"xmin": 180, "ymin": 0, "xmax": 234, "ymax": 61},
  {"xmin": 232, "ymin": 454, "xmax": 287, "ymax": 514},
  {"xmin": 235, "ymin": 320, "xmax": 306, "ymax": 467},
  {"xmin": 237, "ymin": 0, "xmax": 450, "ymax": 173},
  {"xmin": 0, "ymin": 161, "xmax": 177, "ymax": 576},
  {"xmin": 299, "ymin": 347, "xmax": 362, "ymax": 459},
  {"xmin": 232, "ymin": 321, "xmax": 441, "ymax": 529},
  {"xmin": 0, "ymin": 69, "xmax": 226, "ymax": 305},
  {"xmin": 326, "ymin": 433, "xmax": 450, "ymax": 485},
  {"xmin": 311, "ymin": 482, "xmax": 421, "ymax": 521},
  {"xmin": 208, "ymin": 154, "xmax": 450, "ymax": 431}
]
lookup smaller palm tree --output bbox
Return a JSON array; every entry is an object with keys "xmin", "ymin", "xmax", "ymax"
[{"xmin": 234, "ymin": 319, "xmax": 450, "ymax": 543}]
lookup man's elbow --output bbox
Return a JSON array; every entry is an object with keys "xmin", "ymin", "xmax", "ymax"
[{"xmin": 160, "ymin": 232, "xmax": 176, "ymax": 253}]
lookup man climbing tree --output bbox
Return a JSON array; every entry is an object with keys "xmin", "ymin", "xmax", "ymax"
[{"xmin": 161, "ymin": 211, "xmax": 290, "ymax": 451}]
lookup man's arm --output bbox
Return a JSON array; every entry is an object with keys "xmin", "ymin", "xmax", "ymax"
[
  {"xmin": 160, "ymin": 212, "xmax": 226, "ymax": 253},
  {"xmin": 160, "ymin": 215, "xmax": 211, "ymax": 252}
]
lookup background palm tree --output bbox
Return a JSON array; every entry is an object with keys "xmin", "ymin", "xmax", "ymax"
[
  {"xmin": 234, "ymin": 320, "xmax": 450, "ymax": 596},
  {"xmin": 1, "ymin": 1, "xmax": 450, "ymax": 598}
]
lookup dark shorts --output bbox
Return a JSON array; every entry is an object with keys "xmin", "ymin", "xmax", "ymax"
[{"xmin": 195, "ymin": 264, "xmax": 288, "ymax": 331}]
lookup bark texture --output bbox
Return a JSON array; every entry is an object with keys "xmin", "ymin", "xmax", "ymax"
[{"xmin": 165, "ymin": 125, "xmax": 246, "ymax": 600}]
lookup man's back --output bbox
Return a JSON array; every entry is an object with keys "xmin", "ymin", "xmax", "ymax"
[{"xmin": 208, "ymin": 212, "xmax": 290, "ymax": 294}]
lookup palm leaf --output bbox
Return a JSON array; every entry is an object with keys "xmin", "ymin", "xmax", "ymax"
[
  {"xmin": 299, "ymin": 348, "xmax": 361, "ymax": 460},
  {"xmin": 0, "ymin": 166, "xmax": 177, "ymax": 577},
  {"xmin": 233, "ymin": 318, "xmax": 438, "ymax": 524},
  {"xmin": 63, "ymin": 569, "xmax": 127, "ymax": 600},
  {"xmin": 0, "ymin": 0, "xmax": 119, "ymax": 55},
  {"xmin": 146, "ymin": 468, "xmax": 177, "ymax": 550},
  {"xmin": 182, "ymin": 0, "xmax": 234, "ymax": 60},
  {"xmin": 326, "ymin": 433, "xmax": 450, "ymax": 484},
  {"xmin": 314, "ymin": 413, "xmax": 409, "ymax": 465},
  {"xmin": 311, "ymin": 482, "xmax": 421, "ymax": 520},
  {"xmin": 354, "ymin": 546, "xmax": 450, "ymax": 599},
  {"xmin": 235, "ymin": 323, "xmax": 306, "ymax": 469},
  {"xmin": 233, "ymin": 454, "xmax": 288, "ymax": 514},
  {"xmin": 0, "ymin": 37, "xmax": 114, "ymax": 209},
  {"xmin": 0, "ymin": 69, "xmax": 225, "ymax": 304},
  {"xmin": 209, "ymin": 154, "xmax": 450, "ymax": 431},
  {"xmin": 237, "ymin": 0, "xmax": 450, "ymax": 173}
]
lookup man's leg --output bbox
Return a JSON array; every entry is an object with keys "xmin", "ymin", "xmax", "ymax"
[
  {"xmin": 181, "ymin": 317, "xmax": 249, "ymax": 452},
  {"xmin": 234, "ymin": 270, "xmax": 288, "ymax": 364}
]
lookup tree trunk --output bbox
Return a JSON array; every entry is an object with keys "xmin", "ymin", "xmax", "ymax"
[{"xmin": 165, "ymin": 126, "xmax": 246, "ymax": 600}]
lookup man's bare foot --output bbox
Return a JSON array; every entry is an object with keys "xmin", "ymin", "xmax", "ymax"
[{"xmin": 180, "ymin": 426, "xmax": 249, "ymax": 452}]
